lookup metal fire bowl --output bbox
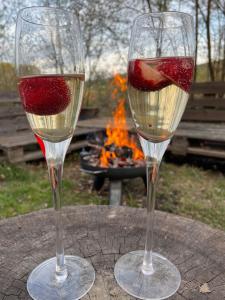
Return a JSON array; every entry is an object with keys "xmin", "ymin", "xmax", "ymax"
[{"xmin": 80, "ymin": 154, "xmax": 146, "ymax": 180}]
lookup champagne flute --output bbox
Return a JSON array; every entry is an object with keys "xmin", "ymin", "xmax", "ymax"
[
  {"xmin": 114, "ymin": 12, "xmax": 195, "ymax": 299},
  {"xmin": 16, "ymin": 7, "xmax": 95, "ymax": 299}
]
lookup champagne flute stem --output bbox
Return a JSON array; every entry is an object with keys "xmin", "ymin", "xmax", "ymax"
[
  {"xmin": 142, "ymin": 156, "xmax": 159, "ymax": 275},
  {"xmin": 48, "ymin": 160, "xmax": 68, "ymax": 282}
]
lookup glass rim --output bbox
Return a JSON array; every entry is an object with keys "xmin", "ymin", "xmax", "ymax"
[
  {"xmin": 17, "ymin": 6, "xmax": 75, "ymax": 27},
  {"xmin": 133, "ymin": 11, "xmax": 193, "ymax": 28}
]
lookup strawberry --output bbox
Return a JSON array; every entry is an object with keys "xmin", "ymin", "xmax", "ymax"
[
  {"xmin": 34, "ymin": 134, "xmax": 46, "ymax": 157},
  {"xmin": 128, "ymin": 57, "xmax": 194, "ymax": 93},
  {"xmin": 128, "ymin": 59, "xmax": 170, "ymax": 91},
  {"xmin": 19, "ymin": 76, "xmax": 71, "ymax": 115},
  {"xmin": 157, "ymin": 57, "xmax": 194, "ymax": 92}
]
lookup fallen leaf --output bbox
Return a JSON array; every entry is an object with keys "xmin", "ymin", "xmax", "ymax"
[
  {"xmin": 200, "ymin": 283, "xmax": 211, "ymax": 294},
  {"xmin": 0, "ymin": 174, "xmax": 5, "ymax": 180}
]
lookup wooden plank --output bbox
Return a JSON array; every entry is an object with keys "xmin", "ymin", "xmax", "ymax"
[
  {"xmin": 175, "ymin": 127, "xmax": 225, "ymax": 142},
  {"xmin": 0, "ymin": 132, "xmax": 35, "ymax": 148},
  {"xmin": 3, "ymin": 140, "xmax": 88, "ymax": 163},
  {"xmin": 168, "ymin": 141, "xmax": 225, "ymax": 159},
  {"xmin": 0, "ymin": 120, "xmax": 101, "ymax": 136},
  {"xmin": 0, "ymin": 106, "xmax": 24, "ymax": 118},
  {"xmin": 0, "ymin": 127, "xmax": 101, "ymax": 149},
  {"xmin": 77, "ymin": 117, "xmax": 135, "ymax": 130},
  {"xmin": 68, "ymin": 140, "xmax": 88, "ymax": 152},
  {"xmin": 22, "ymin": 150, "xmax": 43, "ymax": 162},
  {"xmin": 175, "ymin": 122, "xmax": 225, "ymax": 142},
  {"xmin": 78, "ymin": 117, "xmax": 225, "ymax": 143},
  {"xmin": 0, "ymin": 97, "xmax": 20, "ymax": 104},
  {"xmin": 62, "ymin": 118, "xmax": 225, "ymax": 144},
  {"xmin": 75, "ymin": 126, "xmax": 102, "ymax": 136},
  {"xmin": 191, "ymin": 82, "xmax": 225, "ymax": 94},
  {"xmin": 187, "ymin": 98, "xmax": 225, "ymax": 108},
  {"xmin": 5, "ymin": 147, "xmax": 24, "ymax": 163},
  {"xmin": 77, "ymin": 117, "xmax": 111, "ymax": 129},
  {"xmin": 21, "ymin": 140, "xmax": 88, "ymax": 162},
  {"xmin": 2, "ymin": 117, "xmax": 223, "ymax": 150},
  {"xmin": 182, "ymin": 110, "xmax": 225, "ymax": 122},
  {"xmin": 0, "ymin": 117, "xmax": 30, "ymax": 134},
  {"xmin": 178, "ymin": 121, "xmax": 225, "ymax": 130},
  {"xmin": 187, "ymin": 147, "xmax": 225, "ymax": 159}
]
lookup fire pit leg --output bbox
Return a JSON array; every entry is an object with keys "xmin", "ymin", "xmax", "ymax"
[
  {"xmin": 93, "ymin": 176, "xmax": 105, "ymax": 191},
  {"xmin": 109, "ymin": 180, "xmax": 122, "ymax": 206},
  {"xmin": 142, "ymin": 175, "xmax": 147, "ymax": 189}
]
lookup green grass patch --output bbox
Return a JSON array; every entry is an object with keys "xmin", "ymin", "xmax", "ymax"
[
  {"xmin": 158, "ymin": 163, "xmax": 225, "ymax": 230},
  {"xmin": 0, "ymin": 161, "xmax": 107, "ymax": 218},
  {"xmin": 0, "ymin": 159, "xmax": 225, "ymax": 231}
]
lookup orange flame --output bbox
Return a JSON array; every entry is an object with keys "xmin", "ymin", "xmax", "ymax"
[{"xmin": 100, "ymin": 74, "xmax": 144, "ymax": 167}]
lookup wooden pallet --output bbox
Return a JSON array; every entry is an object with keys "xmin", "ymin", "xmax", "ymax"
[
  {"xmin": 0, "ymin": 94, "xmax": 102, "ymax": 162},
  {"xmin": 183, "ymin": 82, "xmax": 225, "ymax": 122},
  {"xmin": 168, "ymin": 82, "xmax": 225, "ymax": 158},
  {"xmin": 0, "ymin": 126, "xmax": 101, "ymax": 163}
]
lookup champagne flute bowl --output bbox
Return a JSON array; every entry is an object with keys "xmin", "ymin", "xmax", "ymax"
[
  {"xmin": 16, "ymin": 6, "xmax": 95, "ymax": 300},
  {"xmin": 114, "ymin": 11, "xmax": 195, "ymax": 300}
]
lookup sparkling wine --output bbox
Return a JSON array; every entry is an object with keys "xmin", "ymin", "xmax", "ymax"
[
  {"xmin": 19, "ymin": 74, "xmax": 84, "ymax": 142},
  {"xmin": 128, "ymin": 57, "xmax": 194, "ymax": 142}
]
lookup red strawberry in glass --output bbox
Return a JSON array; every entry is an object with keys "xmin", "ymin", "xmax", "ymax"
[
  {"xmin": 128, "ymin": 56, "xmax": 194, "ymax": 142},
  {"xmin": 34, "ymin": 134, "xmax": 46, "ymax": 157},
  {"xmin": 18, "ymin": 74, "xmax": 84, "ymax": 142}
]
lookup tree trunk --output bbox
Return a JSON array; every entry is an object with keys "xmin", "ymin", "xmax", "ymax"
[
  {"xmin": 206, "ymin": 0, "xmax": 215, "ymax": 81},
  {"xmin": 194, "ymin": 0, "xmax": 199, "ymax": 81},
  {"xmin": 146, "ymin": 0, "xmax": 152, "ymax": 12},
  {"xmin": 222, "ymin": 45, "xmax": 225, "ymax": 81}
]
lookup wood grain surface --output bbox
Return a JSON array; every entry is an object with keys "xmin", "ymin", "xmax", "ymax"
[{"xmin": 0, "ymin": 205, "xmax": 225, "ymax": 299}]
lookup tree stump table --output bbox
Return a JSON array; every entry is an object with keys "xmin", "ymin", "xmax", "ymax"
[{"xmin": 0, "ymin": 205, "xmax": 225, "ymax": 299}]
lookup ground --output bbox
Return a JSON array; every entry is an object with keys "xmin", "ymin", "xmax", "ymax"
[{"xmin": 0, "ymin": 153, "xmax": 225, "ymax": 230}]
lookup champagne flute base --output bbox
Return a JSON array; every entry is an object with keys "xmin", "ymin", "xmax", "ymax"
[
  {"xmin": 27, "ymin": 255, "xmax": 95, "ymax": 300},
  {"xmin": 114, "ymin": 250, "xmax": 181, "ymax": 300}
]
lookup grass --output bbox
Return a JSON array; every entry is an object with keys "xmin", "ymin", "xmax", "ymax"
[
  {"xmin": 0, "ymin": 157, "xmax": 107, "ymax": 218},
  {"xmin": 0, "ymin": 156, "xmax": 225, "ymax": 230},
  {"xmin": 158, "ymin": 163, "xmax": 225, "ymax": 229}
]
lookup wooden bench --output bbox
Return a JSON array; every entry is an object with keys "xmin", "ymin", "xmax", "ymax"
[
  {"xmin": 169, "ymin": 81, "xmax": 225, "ymax": 158},
  {"xmin": 0, "ymin": 95, "xmax": 100, "ymax": 163},
  {"xmin": 1, "ymin": 81, "xmax": 225, "ymax": 163}
]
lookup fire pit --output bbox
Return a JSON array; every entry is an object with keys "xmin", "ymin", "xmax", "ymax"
[
  {"xmin": 80, "ymin": 74, "xmax": 146, "ymax": 205},
  {"xmin": 80, "ymin": 153, "xmax": 146, "ymax": 206}
]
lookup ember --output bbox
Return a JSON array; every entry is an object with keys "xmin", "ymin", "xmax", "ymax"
[{"xmin": 99, "ymin": 74, "xmax": 144, "ymax": 168}]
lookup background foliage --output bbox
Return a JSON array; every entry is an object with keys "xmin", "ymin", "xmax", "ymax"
[{"xmin": 0, "ymin": 0, "xmax": 224, "ymax": 107}]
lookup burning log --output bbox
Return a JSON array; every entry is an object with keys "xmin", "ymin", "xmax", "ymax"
[
  {"xmin": 115, "ymin": 146, "xmax": 133, "ymax": 159},
  {"xmin": 87, "ymin": 143, "xmax": 102, "ymax": 151}
]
